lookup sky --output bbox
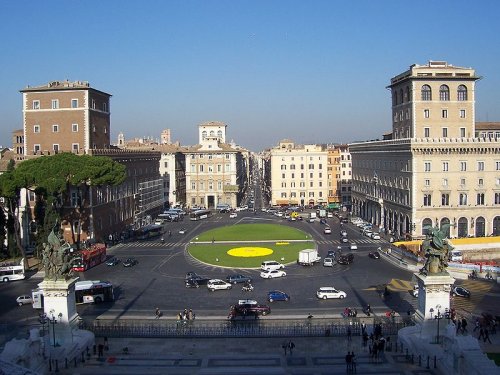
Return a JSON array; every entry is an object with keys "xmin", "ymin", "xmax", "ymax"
[{"xmin": 1, "ymin": 0, "xmax": 500, "ymax": 152}]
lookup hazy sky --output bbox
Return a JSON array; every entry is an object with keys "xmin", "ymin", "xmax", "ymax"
[{"xmin": 1, "ymin": 1, "xmax": 500, "ymax": 151}]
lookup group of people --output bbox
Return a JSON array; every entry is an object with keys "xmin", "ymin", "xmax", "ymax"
[
  {"xmin": 281, "ymin": 340, "xmax": 295, "ymax": 355},
  {"xmin": 342, "ymin": 307, "xmax": 358, "ymax": 317},
  {"xmin": 345, "ymin": 351, "xmax": 356, "ymax": 372},
  {"xmin": 473, "ymin": 317, "xmax": 495, "ymax": 344},
  {"xmin": 177, "ymin": 308, "xmax": 196, "ymax": 323}
]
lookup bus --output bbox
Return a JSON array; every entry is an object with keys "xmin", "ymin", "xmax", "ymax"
[
  {"xmin": 32, "ymin": 280, "xmax": 114, "ymax": 308},
  {"xmin": 134, "ymin": 224, "xmax": 163, "ymax": 240},
  {"xmin": 189, "ymin": 209, "xmax": 213, "ymax": 221},
  {"xmin": 0, "ymin": 258, "xmax": 25, "ymax": 282},
  {"xmin": 72, "ymin": 243, "xmax": 106, "ymax": 272}
]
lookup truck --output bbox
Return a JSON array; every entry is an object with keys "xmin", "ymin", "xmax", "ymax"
[
  {"xmin": 308, "ymin": 212, "xmax": 317, "ymax": 222},
  {"xmin": 297, "ymin": 249, "xmax": 321, "ymax": 266},
  {"xmin": 319, "ymin": 209, "xmax": 327, "ymax": 218}
]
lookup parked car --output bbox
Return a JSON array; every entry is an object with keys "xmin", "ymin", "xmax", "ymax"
[
  {"xmin": 231, "ymin": 299, "xmax": 271, "ymax": 317},
  {"xmin": 226, "ymin": 274, "xmax": 252, "ymax": 284},
  {"xmin": 123, "ymin": 258, "xmax": 138, "ymax": 267},
  {"xmin": 267, "ymin": 290, "xmax": 290, "ymax": 302},
  {"xmin": 207, "ymin": 279, "xmax": 232, "ymax": 291},
  {"xmin": 369, "ymin": 251, "xmax": 380, "ymax": 259},
  {"xmin": 260, "ymin": 261, "xmax": 285, "ymax": 271},
  {"xmin": 316, "ymin": 287, "xmax": 347, "ymax": 300},
  {"xmin": 323, "ymin": 257, "xmax": 335, "ymax": 267},
  {"xmin": 337, "ymin": 253, "xmax": 354, "ymax": 265},
  {"xmin": 229, "ymin": 212, "xmax": 238, "ymax": 219},
  {"xmin": 260, "ymin": 269, "xmax": 287, "ymax": 279},
  {"xmin": 452, "ymin": 286, "xmax": 471, "ymax": 298},
  {"xmin": 324, "ymin": 226, "xmax": 332, "ymax": 234},
  {"xmin": 349, "ymin": 243, "xmax": 358, "ymax": 250},
  {"xmin": 16, "ymin": 295, "xmax": 32, "ymax": 306},
  {"xmin": 106, "ymin": 257, "xmax": 121, "ymax": 266}
]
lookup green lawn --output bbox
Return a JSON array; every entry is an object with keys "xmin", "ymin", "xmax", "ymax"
[
  {"xmin": 187, "ymin": 223, "xmax": 315, "ymax": 268},
  {"xmin": 188, "ymin": 241, "xmax": 315, "ymax": 268},
  {"xmin": 192, "ymin": 223, "xmax": 311, "ymax": 242}
]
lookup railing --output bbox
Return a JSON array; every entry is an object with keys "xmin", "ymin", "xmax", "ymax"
[{"xmin": 79, "ymin": 317, "xmax": 413, "ymax": 339}]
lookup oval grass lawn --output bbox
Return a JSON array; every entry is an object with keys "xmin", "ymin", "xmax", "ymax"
[{"xmin": 188, "ymin": 223, "xmax": 315, "ymax": 268}]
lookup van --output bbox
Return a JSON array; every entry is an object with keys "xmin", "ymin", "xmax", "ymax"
[
  {"xmin": 449, "ymin": 250, "xmax": 463, "ymax": 262},
  {"xmin": 260, "ymin": 261, "xmax": 285, "ymax": 271}
]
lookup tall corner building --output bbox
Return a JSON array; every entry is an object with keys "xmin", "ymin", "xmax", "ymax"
[
  {"xmin": 20, "ymin": 80, "xmax": 111, "ymax": 155},
  {"xmin": 350, "ymin": 61, "xmax": 500, "ymax": 239}
]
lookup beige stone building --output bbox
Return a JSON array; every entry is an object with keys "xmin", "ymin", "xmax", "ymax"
[
  {"xmin": 20, "ymin": 80, "xmax": 111, "ymax": 155},
  {"xmin": 350, "ymin": 61, "xmax": 500, "ymax": 239},
  {"xmin": 270, "ymin": 140, "xmax": 328, "ymax": 207}
]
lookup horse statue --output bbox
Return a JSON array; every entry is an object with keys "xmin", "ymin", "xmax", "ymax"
[
  {"xmin": 42, "ymin": 220, "xmax": 77, "ymax": 281},
  {"xmin": 419, "ymin": 224, "xmax": 453, "ymax": 276}
]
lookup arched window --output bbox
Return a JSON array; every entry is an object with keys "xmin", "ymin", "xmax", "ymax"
[
  {"xmin": 399, "ymin": 89, "xmax": 404, "ymax": 104},
  {"xmin": 422, "ymin": 218, "xmax": 432, "ymax": 236},
  {"xmin": 202, "ymin": 131, "xmax": 207, "ymax": 139},
  {"xmin": 475, "ymin": 217, "xmax": 485, "ymax": 237},
  {"xmin": 405, "ymin": 86, "xmax": 410, "ymax": 102},
  {"xmin": 421, "ymin": 85, "xmax": 432, "ymax": 101},
  {"xmin": 217, "ymin": 130, "xmax": 223, "ymax": 139},
  {"xmin": 209, "ymin": 130, "xmax": 215, "ymax": 137},
  {"xmin": 458, "ymin": 217, "xmax": 468, "ymax": 238},
  {"xmin": 393, "ymin": 91, "xmax": 398, "ymax": 106},
  {"xmin": 439, "ymin": 85, "xmax": 450, "ymax": 101},
  {"xmin": 457, "ymin": 85, "xmax": 468, "ymax": 101}
]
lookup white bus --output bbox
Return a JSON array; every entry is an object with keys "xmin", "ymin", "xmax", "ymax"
[
  {"xmin": 32, "ymin": 280, "xmax": 114, "ymax": 308},
  {"xmin": 0, "ymin": 258, "xmax": 25, "ymax": 282},
  {"xmin": 189, "ymin": 209, "xmax": 213, "ymax": 221}
]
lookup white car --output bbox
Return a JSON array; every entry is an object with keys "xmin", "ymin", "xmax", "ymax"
[
  {"xmin": 316, "ymin": 287, "xmax": 347, "ymax": 300},
  {"xmin": 324, "ymin": 226, "xmax": 332, "ymax": 234},
  {"xmin": 371, "ymin": 233, "xmax": 381, "ymax": 240},
  {"xmin": 261, "ymin": 261, "xmax": 285, "ymax": 271},
  {"xmin": 364, "ymin": 230, "xmax": 373, "ymax": 237},
  {"xmin": 207, "ymin": 279, "xmax": 232, "ymax": 291},
  {"xmin": 323, "ymin": 257, "xmax": 335, "ymax": 267},
  {"xmin": 260, "ymin": 269, "xmax": 287, "ymax": 279},
  {"xmin": 16, "ymin": 295, "xmax": 32, "ymax": 306},
  {"xmin": 229, "ymin": 212, "xmax": 238, "ymax": 219},
  {"xmin": 179, "ymin": 228, "xmax": 187, "ymax": 234},
  {"xmin": 349, "ymin": 243, "xmax": 358, "ymax": 250}
]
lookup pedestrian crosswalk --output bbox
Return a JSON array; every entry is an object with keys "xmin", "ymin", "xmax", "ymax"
[
  {"xmin": 110, "ymin": 241, "xmax": 188, "ymax": 249},
  {"xmin": 316, "ymin": 238, "xmax": 381, "ymax": 245},
  {"xmin": 451, "ymin": 279, "xmax": 496, "ymax": 315}
]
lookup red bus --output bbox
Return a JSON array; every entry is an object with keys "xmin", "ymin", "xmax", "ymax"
[{"xmin": 72, "ymin": 243, "xmax": 106, "ymax": 272}]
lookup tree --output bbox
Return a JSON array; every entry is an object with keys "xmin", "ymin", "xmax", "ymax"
[{"xmin": 0, "ymin": 153, "xmax": 126, "ymax": 266}]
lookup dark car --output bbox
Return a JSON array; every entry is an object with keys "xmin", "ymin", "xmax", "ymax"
[
  {"xmin": 123, "ymin": 258, "xmax": 138, "ymax": 267},
  {"xmin": 337, "ymin": 253, "xmax": 354, "ymax": 265},
  {"xmin": 452, "ymin": 286, "xmax": 471, "ymax": 298},
  {"xmin": 226, "ymin": 274, "xmax": 252, "ymax": 284},
  {"xmin": 185, "ymin": 272, "xmax": 210, "ymax": 285},
  {"xmin": 231, "ymin": 299, "xmax": 271, "ymax": 317},
  {"xmin": 267, "ymin": 290, "xmax": 290, "ymax": 302},
  {"xmin": 369, "ymin": 251, "xmax": 381, "ymax": 259},
  {"xmin": 106, "ymin": 257, "xmax": 120, "ymax": 266}
]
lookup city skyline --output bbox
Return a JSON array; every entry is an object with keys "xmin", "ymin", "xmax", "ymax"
[{"xmin": 1, "ymin": 0, "xmax": 500, "ymax": 151}]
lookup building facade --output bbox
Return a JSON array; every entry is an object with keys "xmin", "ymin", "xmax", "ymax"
[
  {"xmin": 20, "ymin": 80, "xmax": 111, "ymax": 155},
  {"xmin": 350, "ymin": 61, "xmax": 500, "ymax": 239}
]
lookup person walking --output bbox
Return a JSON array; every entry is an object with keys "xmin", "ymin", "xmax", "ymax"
[
  {"xmin": 478, "ymin": 327, "xmax": 485, "ymax": 341},
  {"xmin": 474, "ymin": 318, "xmax": 480, "ymax": 332},
  {"xmin": 351, "ymin": 351, "xmax": 357, "ymax": 373},
  {"xmin": 345, "ymin": 351, "xmax": 352, "ymax": 372},
  {"xmin": 456, "ymin": 320, "xmax": 462, "ymax": 334},
  {"xmin": 288, "ymin": 341, "xmax": 295, "ymax": 355},
  {"xmin": 461, "ymin": 318, "xmax": 468, "ymax": 334},
  {"xmin": 484, "ymin": 329, "xmax": 492, "ymax": 344},
  {"xmin": 347, "ymin": 326, "xmax": 352, "ymax": 341},
  {"xmin": 281, "ymin": 341, "xmax": 287, "ymax": 356},
  {"xmin": 155, "ymin": 307, "xmax": 161, "ymax": 319}
]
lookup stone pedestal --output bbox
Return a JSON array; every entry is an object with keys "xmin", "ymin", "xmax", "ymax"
[
  {"xmin": 414, "ymin": 272, "xmax": 455, "ymax": 323},
  {"xmin": 38, "ymin": 277, "xmax": 79, "ymax": 346}
]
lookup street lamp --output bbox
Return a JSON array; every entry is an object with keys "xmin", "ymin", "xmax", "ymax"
[
  {"xmin": 48, "ymin": 310, "xmax": 62, "ymax": 347},
  {"xmin": 432, "ymin": 304, "xmax": 443, "ymax": 344},
  {"xmin": 38, "ymin": 313, "xmax": 48, "ymax": 337}
]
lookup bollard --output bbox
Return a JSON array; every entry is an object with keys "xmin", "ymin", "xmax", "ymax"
[
  {"xmin": 427, "ymin": 356, "xmax": 430, "ymax": 369},
  {"xmin": 434, "ymin": 355, "xmax": 437, "ymax": 368},
  {"xmin": 55, "ymin": 359, "xmax": 59, "ymax": 373},
  {"xmin": 49, "ymin": 358, "xmax": 52, "ymax": 372},
  {"xmin": 418, "ymin": 355, "xmax": 421, "ymax": 367}
]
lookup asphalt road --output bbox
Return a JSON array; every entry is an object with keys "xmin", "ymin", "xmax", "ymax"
[{"xmin": 2, "ymin": 211, "xmax": 498, "ymax": 325}]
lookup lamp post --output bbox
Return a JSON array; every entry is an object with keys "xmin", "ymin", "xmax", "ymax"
[
  {"xmin": 38, "ymin": 313, "xmax": 48, "ymax": 337},
  {"xmin": 433, "ymin": 304, "xmax": 443, "ymax": 344},
  {"xmin": 48, "ymin": 310, "xmax": 62, "ymax": 347}
]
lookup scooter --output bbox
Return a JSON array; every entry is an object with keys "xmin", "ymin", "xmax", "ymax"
[
  {"xmin": 242, "ymin": 283, "xmax": 254, "ymax": 292},
  {"xmin": 468, "ymin": 271, "xmax": 478, "ymax": 280}
]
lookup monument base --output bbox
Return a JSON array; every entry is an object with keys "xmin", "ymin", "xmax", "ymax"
[{"xmin": 414, "ymin": 272, "xmax": 455, "ymax": 323}]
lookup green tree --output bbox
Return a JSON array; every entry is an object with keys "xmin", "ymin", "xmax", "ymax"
[{"xmin": 0, "ymin": 153, "xmax": 126, "ymax": 266}]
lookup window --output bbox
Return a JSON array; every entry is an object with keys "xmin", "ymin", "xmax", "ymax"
[
  {"xmin": 421, "ymin": 85, "xmax": 432, "ymax": 101},
  {"xmin": 460, "ymin": 128, "xmax": 466, "ymax": 137},
  {"xmin": 71, "ymin": 99, "xmax": 78, "ymax": 108},
  {"xmin": 442, "ymin": 162, "xmax": 449, "ymax": 172},
  {"xmin": 457, "ymin": 85, "xmax": 467, "ymax": 101},
  {"xmin": 91, "ymin": 99, "xmax": 96, "ymax": 109},
  {"xmin": 32, "ymin": 100, "xmax": 40, "ymax": 110},
  {"xmin": 424, "ymin": 127, "xmax": 430, "ymax": 137},
  {"xmin": 442, "ymin": 178, "xmax": 448, "ymax": 186},
  {"xmin": 52, "ymin": 124, "xmax": 59, "ymax": 133},
  {"xmin": 425, "ymin": 179, "xmax": 430, "ymax": 186},
  {"xmin": 441, "ymin": 193, "xmax": 449, "ymax": 206},
  {"xmin": 460, "ymin": 178, "xmax": 466, "ymax": 186},
  {"xmin": 423, "ymin": 194, "xmax": 432, "ymax": 206},
  {"xmin": 34, "ymin": 144, "xmax": 41, "ymax": 154},
  {"xmin": 478, "ymin": 178, "xmax": 483, "ymax": 186},
  {"xmin": 191, "ymin": 182, "xmax": 196, "ymax": 189},
  {"xmin": 72, "ymin": 143, "xmax": 79, "ymax": 152},
  {"xmin": 442, "ymin": 109, "xmax": 448, "ymax": 118},
  {"xmin": 477, "ymin": 161, "xmax": 484, "ymax": 171},
  {"xmin": 439, "ymin": 85, "xmax": 450, "ymax": 101},
  {"xmin": 33, "ymin": 125, "xmax": 40, "ymax": 133},
  {"xmin": 199, "ymin": 165, "xmax": 204, "ymax": 172},
  {"xmin": 282, "ymin": 173, "xmax": 285, "ymax": 179},
  {"xmin": 51, "ymin": 99, "xmax": 59, "ymax": 109},
  {"xmin": 72, "ymin": 123, "xmax": 78, "ymax": 132},
  {"xmin": 460, "ymin": 109, "xmax": 466, "ymax": 118},
  {"xmin": 495, "ymin": 193, "xmax": 500, "ymax": 205},
  {"xmin": 442, "ymin": 128, "xmax": 448, "ymax": 137},
  {"xmin": 103, "ymin": 102, "xmax": 107, "ymax": 112},
  {"xmin": 460, "ymin": 161, "xmax": 467, "ymax": 171},
  {"xmin": 459, "ymin": 193, "xmax": 468, "ymax": 205},
  {"xmin": 53, "ymin": 144, "xmax": 59, "ymax": 153},
  {"xmin": 496, "ymin": 161, "xmax": 500, "ymax": 171},
  {"xmin": 424, "ymin": 162, "xmax": 431, "ymax": 172},
  {"xmin": 424, "ymin": 109, "xmax": 430, "ymax": 118}
]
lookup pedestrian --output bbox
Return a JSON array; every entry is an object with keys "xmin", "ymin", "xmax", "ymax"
[
  {"xmin": 351, "ymin": 351, "xmax": 357, "ymax": 372},
  {"xmin": 478, "ymin": 327, "xmax": 485, "ymax": 340},
  {"xmin": 474, "ymin": 318, "xmax": 480, "ymax": 332},
  {"xmin": 347, "ymin": 326, "xmax": 352, "ymax": 341},
  {"xmin": 461, "ymin": 318, "xmax": 468, "ymax": 334},
  {"xmin": 362, "ymin": 332, "xmax": 368, "ymax": 348},
  {"xmin": 161, "ymin": 236, "xmax": 164, "ymax": 244},
  {"xmin": 484, "ymin": 329, "xmax": 492, "ymax": 344},
  {"xmin": 456, "ymin": 320, "xmax": 462, "ymax": 334},
  {"xmin": 98, "ymin": 343, "xmax": 104, "ymax": 358},
  {"xmin": 104, "ymin": 336, "xmax": 109, "ymax": 351},
  {"xmin": 288, "ymin": 340, "xmax": 295, "ymax": 355},
  {"xmin": 168, "ymin": 230, "xmax": 172, "ymax": 237},
  {"xmin": 188, "ymin": 309, "xmax": 195, "ymax": 321},
  {"xmin": 155, "ymin": 307, "xmax": 161, "ymax": 319},
  {"xmin": 282, "ymin": 341, "xmax": 287, "ymax": 356},
  {"xmin": 361, "ymin": 322, "xmax": 366, "ymax": 335},
  {"xmin": 345, "ymin": 351, "xmax": 352, "ymax": 372},
  {"xmin": 212, "ymin": 237, "xmax": 215, "ymax": 244}
]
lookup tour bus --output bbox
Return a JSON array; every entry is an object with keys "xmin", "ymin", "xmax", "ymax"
[
  {"xmin": 72, "ymin": 243, "xmax": 106, "ymax": 272},
  {"xmin": 189, "ymin": 209, "xmax": 213, "ymax": 221},
  {"xmin": 0, "ymin": 258, "xmax": 25, "ymax": 282},
  {"xmin": 32, "ymin": 280, "xmax": 114, "ymax": 308},
  {"xmin": 134, "ymin": 224, "xmax": 163, "ymax": 240}
]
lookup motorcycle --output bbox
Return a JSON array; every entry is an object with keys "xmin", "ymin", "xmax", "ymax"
[
  {"xmin": 242, "ymin": 283, "xmax": 254, "ymax": 292},
  {"xmin": 468, "ymin": 270, "xmax": 478, "ymax": 280},
  {"xmin": 364, "ymin": 305, "xmax": 372, "ymax": 317}
]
